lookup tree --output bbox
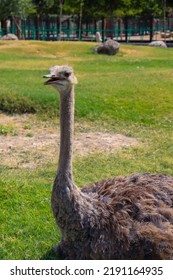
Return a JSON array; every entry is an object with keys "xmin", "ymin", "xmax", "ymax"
[
  {"xmin": 33, "ymin": 0, "xmax": 55, "ymax": 40},
  {"xmin": 33, "ymin": 0, "xmax": 55, "ymax": 16},
  {"xmin": 132, "ymin": 0, "xmax": 163, "ymax": 41},
  {"xmin": 0, "ymin": 0, "xmax": 34, "ymax": 36},
  {"xmin": 0, "ymin": 0, "xmax": 34, "ymax": 20},
  {"xmin": 116, "ymin": 0, "xmax": 141, "ymax": 42}
]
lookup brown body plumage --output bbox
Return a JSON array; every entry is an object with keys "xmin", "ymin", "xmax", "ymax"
[{"xmin": 43, "ymin": 65, "xmax": 173, "ymax": 260}]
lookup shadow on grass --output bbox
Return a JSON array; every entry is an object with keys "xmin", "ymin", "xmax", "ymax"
[{"xmin": 40, "ymin": 247, "xmax": 64, "ymax": 260}]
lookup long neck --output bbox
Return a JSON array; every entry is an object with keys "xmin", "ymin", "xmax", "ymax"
[{"xmin": 58, "ymin": 87, "xmax": 74, "ymax": 179}]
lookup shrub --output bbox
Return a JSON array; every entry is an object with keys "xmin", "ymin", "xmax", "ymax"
[{"xmin": 0, "ymin": 94, "xmax": 37, "ymax": 114}]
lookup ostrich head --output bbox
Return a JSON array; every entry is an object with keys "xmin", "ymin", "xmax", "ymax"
[{"xmin": 43, "ymin": 65, "xmax": 77, "ymax": 92}]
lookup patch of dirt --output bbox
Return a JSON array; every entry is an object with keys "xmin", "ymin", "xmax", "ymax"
[{"xmin": 0, "ymin": 114, "xmax": 139, "ymax": 169}]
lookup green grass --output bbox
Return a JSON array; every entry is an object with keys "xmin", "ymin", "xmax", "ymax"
[
  {"xmin": 0, "ymin": 167, "xmax": 59, "ymax": 259},
  {"xmin": 0, "ymin": 41, "xmax": 173, "ymax": 259},
  {"xmin": 0, "ymin": 42, "xmax": 173, "ymax": 125},
  {"xmin": 0, "ymin": 124, "xmax": 18, "ymax": 136}
]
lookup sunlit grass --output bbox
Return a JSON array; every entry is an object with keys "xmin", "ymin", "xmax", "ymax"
[{"xmin": 0, "ymin": 41, "xmax": 173, "ymax": 127}]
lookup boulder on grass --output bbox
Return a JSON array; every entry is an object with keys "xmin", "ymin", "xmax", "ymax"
[
  {"xmin": 0, "ymin": 33, "xmax": 18, "ymax": 40},
  {"xmin": 94, "ymin": 39, "xmax": 120, "ymax": 55},
  {"xmin": 148, "ymin": 40, "xmax": 167, "ymax": 48}
]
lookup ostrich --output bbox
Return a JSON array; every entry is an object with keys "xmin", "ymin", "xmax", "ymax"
[{"xmin": 43, "ymin": 65, "xmax": 173, "ymax": 260}]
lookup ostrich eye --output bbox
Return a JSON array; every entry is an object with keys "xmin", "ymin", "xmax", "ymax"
[{"xmin": 64, "ymin": 72, "xmax": 71, "ymax": 78}]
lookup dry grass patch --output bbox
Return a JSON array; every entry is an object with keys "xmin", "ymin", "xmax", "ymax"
[{"xmin": 0, "ymin": 113, "xmax": 138, "ymax": 168}]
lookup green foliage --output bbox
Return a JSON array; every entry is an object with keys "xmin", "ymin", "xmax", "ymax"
[
  {"xmin": 137, "ymin": 0, "xmax": 163, "ymax": 17},
  {"xmin": 0, "ymin": 0, "xmax": 35, "ymax": 20},
  {"xmin": 0, "ymin": 0, "xmax": 14, "ymax": 19},
  {"xmin": 33, "ymin": 0, "xmax": 55, "ymax": 15},
  {"xmin": 0, "ymin": 0, "xmax": 172, "ymax": 21},
  {"xmin": 62, "ymin": 0, "xmax": 166, "ymax": 18},
  {"xmin": 17, "ymin": 0, "xmax": 35, "ymax": 18},
  {"xmin": 0, "ymin": 94, "xmax": 36, "ymax": 114},
  {"xmin": 63, "ymin": 0, "xmax": 82, "ymax": 15}
]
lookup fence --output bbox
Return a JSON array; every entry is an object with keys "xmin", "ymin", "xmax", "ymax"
[
  {"xmin": 1, "ymin": 26, "xmax": 173, "ymax": 43},
  {"xmin": 1, "ymin": 15, "xmax": 173, "ymax": 43}
]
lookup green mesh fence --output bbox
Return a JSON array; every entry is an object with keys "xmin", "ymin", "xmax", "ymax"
[{"xmin": 0, "ymin": 26, "xmax": 173, "ymax": 42}]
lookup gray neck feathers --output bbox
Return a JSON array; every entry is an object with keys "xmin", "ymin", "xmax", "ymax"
[{"xmin": 58, "ymin": 87, "xmax": 74, "ymax": 179}]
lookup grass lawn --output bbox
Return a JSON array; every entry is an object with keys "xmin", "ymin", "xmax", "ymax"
[{"xmin": 0, "ymin": 40, "xmax": 173, "ymax": 259}]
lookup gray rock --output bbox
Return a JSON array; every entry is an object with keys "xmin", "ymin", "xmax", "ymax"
[
  {"xmin": 0, "ymin": 33, "xmax": 18, "ymax": 40},
  {"xmin": 148, "ymin": 40, "xmax": 167, "ymax": 48},
  {"xmin": 96, "ymin": 32, "xmax": 102, "ymax": 43},
  {"xmin": 94, "ymin": 39, "xmax": 120, "ymax": 55}
]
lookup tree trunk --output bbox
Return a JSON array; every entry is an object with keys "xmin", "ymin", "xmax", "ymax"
[
  {"xmin": 124, "ymin": 16, "xmax": 129, "ymax": 43},
  {"xmin": 101, "ymin": 17, "xmax": 105, "ymax": 42},
  {"xmin": 86, "ymin": 18, "xmax": 89, "ymax": 36},
  {"xmin": 77, "ymin": 14, "xmax": 80, "ymax": 40},
  {"xmin": 21, "ymin": 19, "xmax": 26, "ymax": 39},
  {"xmin": 105, "ymin": 15, "xmax": 114, "ymax": 39},
  {"xmin": 28, "ymin": 17, "xmax": 31, "ymax": 39},
  {"xmin": 1, "ymin": 19, "xmax": 7, "ymax": 35},
  {"xmin": 118, "ymin": 18, "xmax": 123, "ymax": 41},
  {"xmin": 59, "ymin": 1, "xmax": 63, "ymax": 40},
  {"xmin": 35, "ymin": 14, "xmax": 40, "ymax": 40},
  {"xmin": 10, "ymin": 16, "xmax": 15, "ymax": 34},
  {"xmin": 79, "ymin": 0, "xmax": 83, "ymax": 40},
  {"xmin": 14, "ymin": 17, "xmax": 22, "ymax": 39},
  {"xmin": 149, "ymin": 16, "xmax": 154, "ymax": 42},
  {"xmin": 46, "ymin": 15, "xmax": 50, "ymax": 41}
]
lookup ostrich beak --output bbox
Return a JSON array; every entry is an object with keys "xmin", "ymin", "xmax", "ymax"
[
  {"xmin": 43, "ymin": 74, "xmax": 52, "ymax": 78},
  {"xmin": 43, "ymin": 74, "xmax": 59, "ymax": 85}
]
